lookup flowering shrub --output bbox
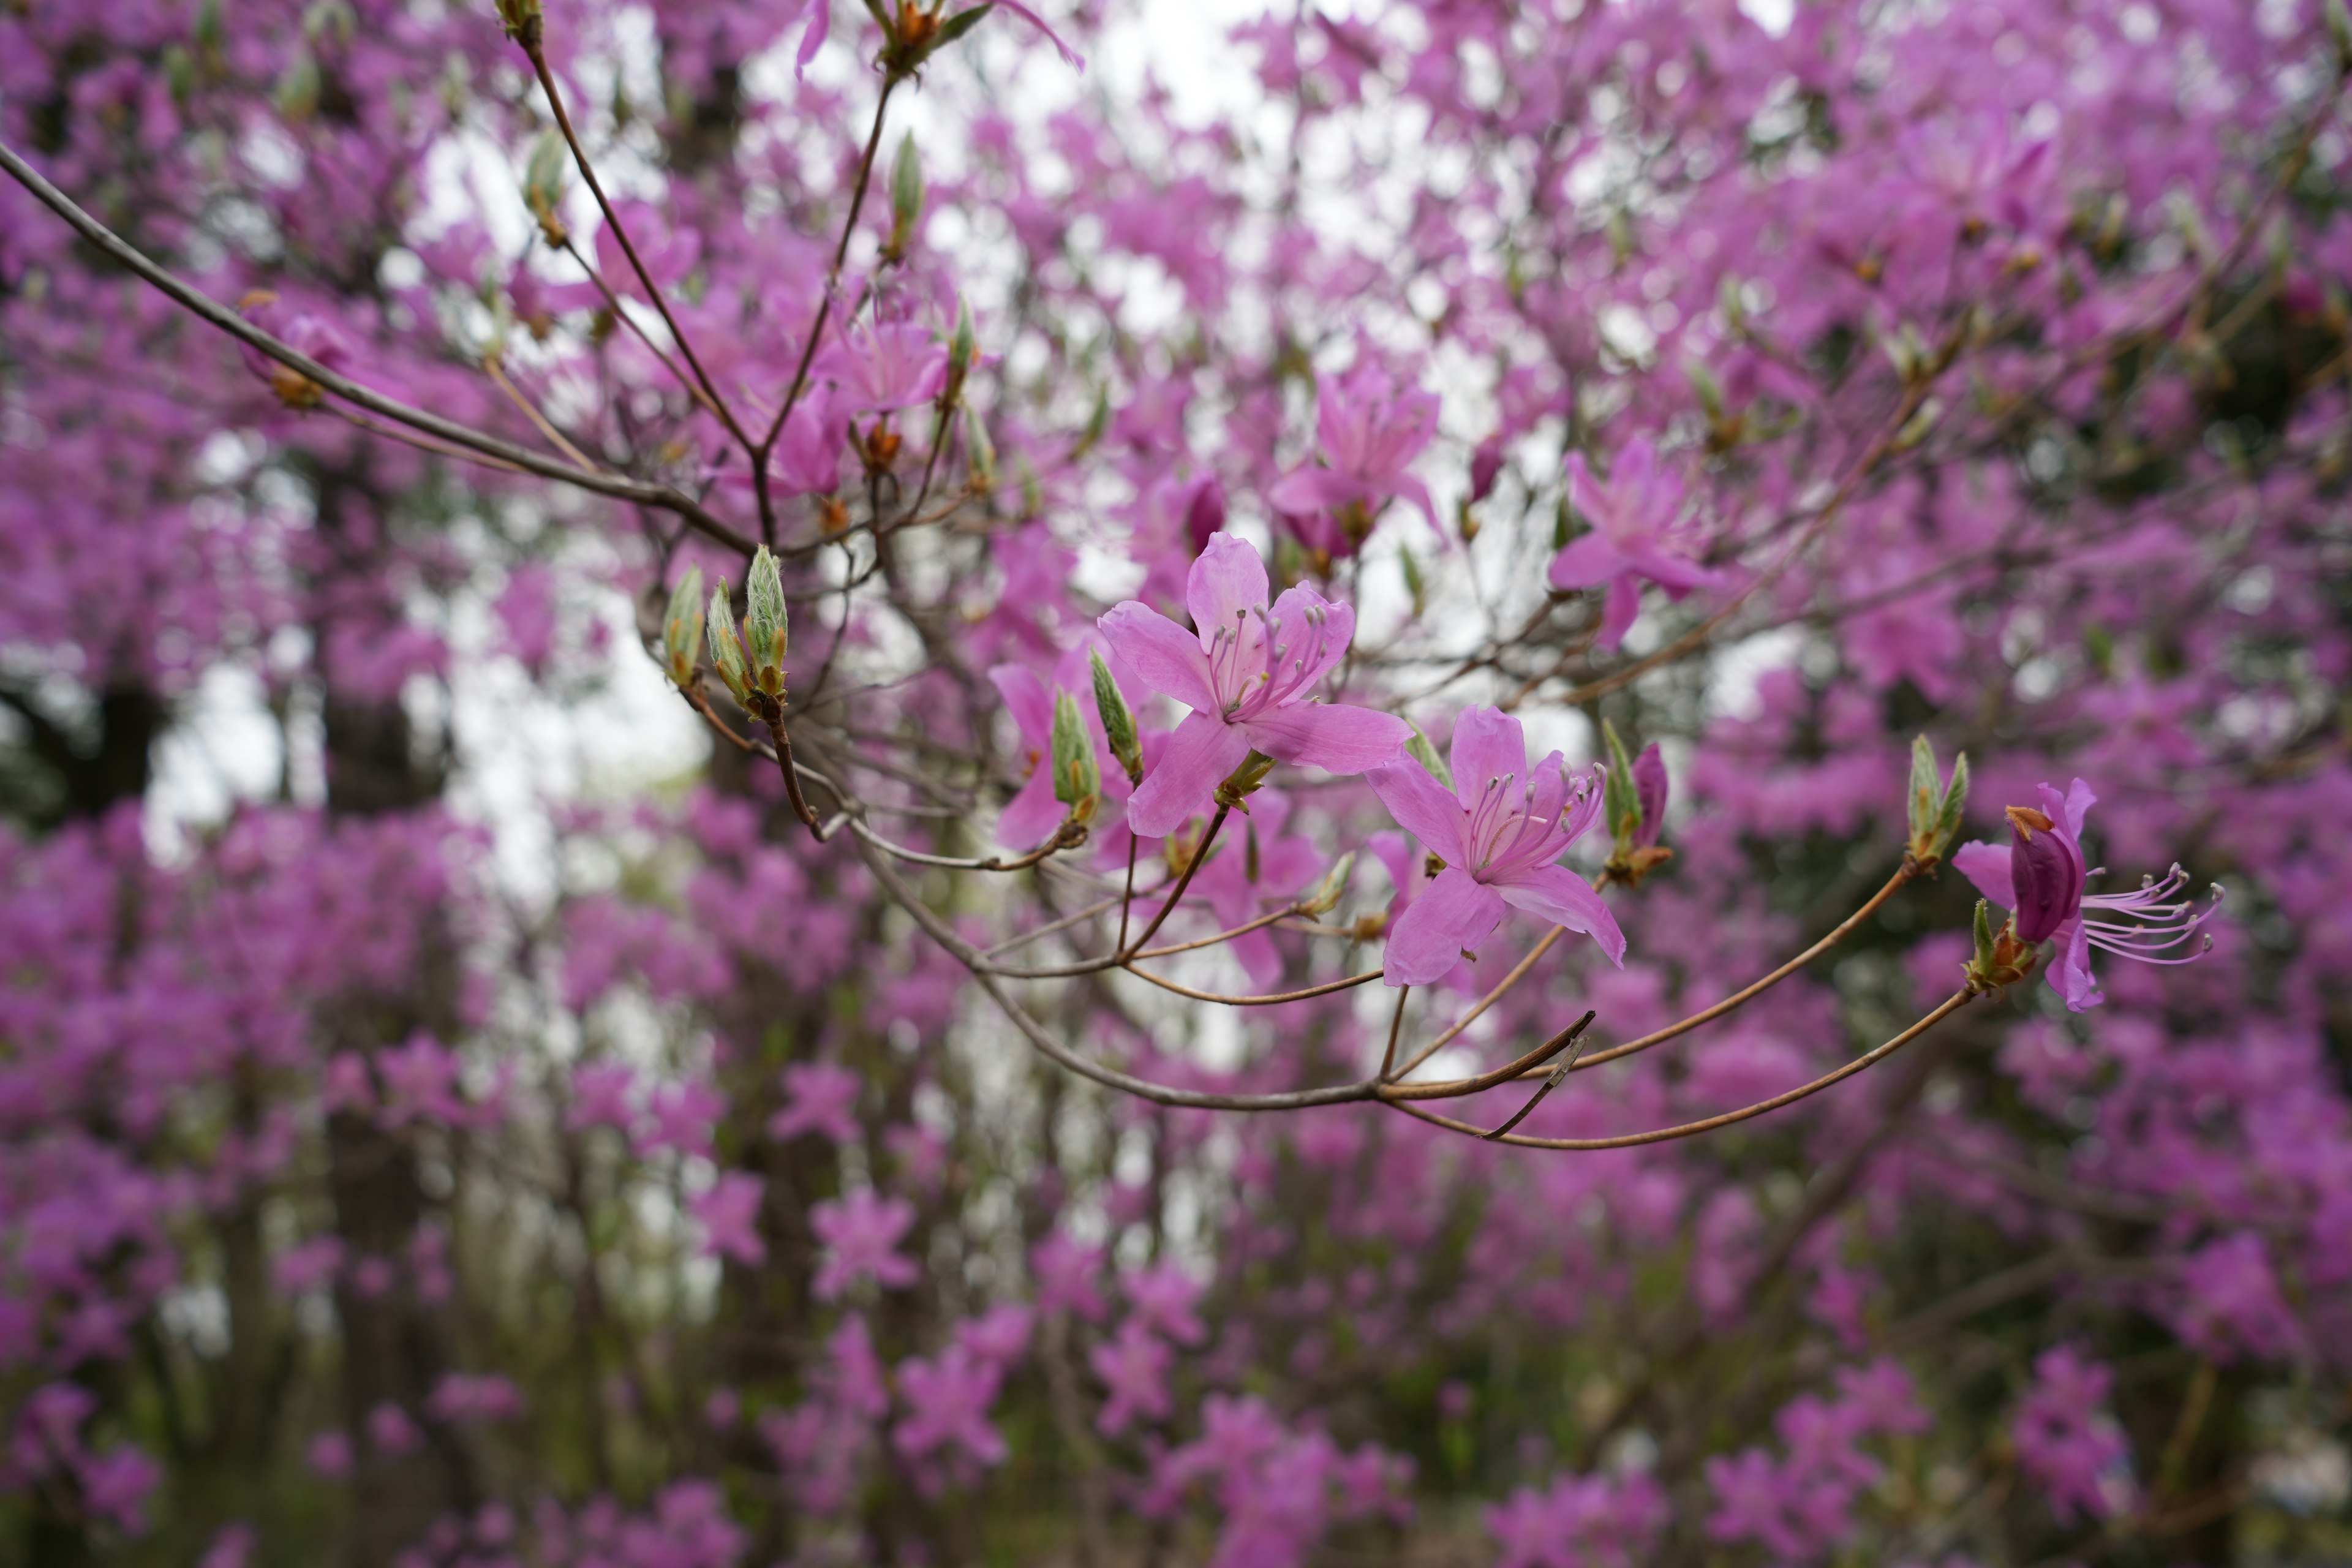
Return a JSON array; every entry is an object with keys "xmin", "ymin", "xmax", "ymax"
[{"xmin": 2, "ymin": 0, "xmax": 2350, "ymax": 1561}]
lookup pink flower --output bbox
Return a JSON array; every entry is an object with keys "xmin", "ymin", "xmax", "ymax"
[
  {"xmin": 2013, "ymin": 1347, "xmax": 2133, "ymax": 1525},
  {"xmin": 767, "ymin": 1061, "xmax": 863, "ymax": 1145},
  {"xmin": 1365, "ymin": 707, "xmax": 1625, "ymax": 987},
  {"xmin": 894, "ymin": 1346, "xmax": 1009, "ymax": 1468},
  {"xmin": 1098, "ymin": 533, "xmax": 1411, "ymax": 838},
  {"xmin": 1268, "ymin": 364, "xmax": 1441, "ymax": 540},
  {"xmin": 1177, "ymin": 790, "xmax": 1327, "ymax": 989},
  {"xmin": 812, "ymin": 1191, "xmax": 921, "ymax": 1300},
  {"xmin": 813, "ymin": 320, "xmax": 948, "ymax": 415},
  {"xmin": 1545, "ymin": 439, "xmax": 1723, "ymax": 650},
  {"xmin": 1090, "ymin": 1321, "xmax": 1173, "ymax": 1435},
  {"xmin": 692, "ymin": 1172, "xmax": 768, "ymax": 1267},
  {"xmin": 1953, "ymin": 778, "xmax": 2219, "ymax": 1012}
]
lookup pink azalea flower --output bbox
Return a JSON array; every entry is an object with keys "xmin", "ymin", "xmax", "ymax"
[
  {"xmin": 1097, "ymin": 533, "xmax": 1411, "ymax": 838},
  {"xmin": 1268, "ymin": 364, "xmax": 1442, "ymax": 539},
  {"xmin": 1090, "ymin": 1320, "xmax": 1173, "ymax": 1435},
  {"xmin": 1952, "ymin": 778, "xmax": 2219, "ymax": 1012},
  {"xmin": 1177, "ymin": 790, "xmax": 1327, "ymax": 989},
  {"xmin": 1365, "ymin": 707, "xmax": 1625, "ymax": 987},
  {"xmin": 812, "ymin": 319, "xmax": 948, "ymax": 415},
  {"xmin": 811, "ymin": 1190, "xmax": 921, "ymax": 1300},
  {"xmin": 1544, "ymin": 438, "xmax": 1724, "ymax": 650},
  {"xmin": 766, "ymin": 1061, "xmax": 863, "ymax": 1145},
  {"xmin": 692, "ymin": 1172, "xmax": 768, "ymax": 1267}
]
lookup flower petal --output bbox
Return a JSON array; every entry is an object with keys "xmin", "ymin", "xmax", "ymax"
[
  {"xmin": 2049, "ymin": 916, "xmax": 2103, "ymax": 1012},
  {"xmin": 1545, "ymin": 532, "xmax": 1632, "ymax": 591},
  {"xmin": 1367, "ymin": 760, "xmax": 1469, "ymax": 866},
  {"xmin": 1381, "ymin": 867, "xmax": 1506, "ymax": 987},
  {"xmin": 1125, "ymin": 709, "xmax": 1251, "ymax": 839},
  {"xmin": 2059, "ymin": 777, "xmax": 2097, "ymax": 839},
  {"xmin": 1238, "ymin": 702, "xmax": 1411, "ymax": 774},
  {"xmin": 1597, "ymin": 573, "xmax": 1642, "ymax": 649},
  {"xmin": 1267, "ymin": 468, "xmax": 1374, "ymax": 516},
  {"xmin": 1494, "ymin": 862, "xmax": 1626, "ymax": 967},
  {"xmin": 1446, "ymin": 706, "xmax": 1528, "ymax": 810},
  {"xmin": 998, "ymin": 763, "xmax": 1067, "ymax": 850},
  {"xmin": 987, "ymin": 664, "xmax": 1055, "ymax": 747},
  {"xmin": 1951, "ymin": 840, "xmax": 2016, "ymax": 908},
  {"xmin": 1097, "ymin": 601, "xmax": 1218, "ymax": 713},
  {"xmin": 1185, "ymin": 532, "xmax": 1269, "ymax": 643}
]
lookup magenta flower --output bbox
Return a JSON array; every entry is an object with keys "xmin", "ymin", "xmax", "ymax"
[
  {"xmin": 1545, "ymin": 438, "xmax": 1724, "ymax": 650},
  {"xmin": 892, "ymin": 1347, "xmax": 1010, "ymax": 1468},
  {"xmin": 810, "ymin": 1190, "xmax": 921, "ymax": 1300},
  {"xmin": 1268, "ymin": 364, "xmax": 1442, "ymax": 538},
  {"xmin": 1177, "ymin": 790, "xmax": 1327, "ymax": 990},
  {"xmin": 1090, "ymin": 1320, "xmax": 1174, "ymax": 1435},
  {"xmin": 1097, "ymin": 533, "xmax": 1411, "ymax": 838},
  {"xmin": 1953, "ymin": 778, "xmax": 2220, "ymax": 1012},
  {"xmin": 766, "ymin": 1061, "xmax": 862, "ymax": 1145},
  {"xmin": 1365, "ymin": 707, "xmax": 1626, "ymax": 987},
  {"xmin": 812, "ymin": 320, "xmax": 948, "ymax": 415},
  {"xmin": 692, "ymin": 1172, "xmax": 768, "ymax": 1267}
]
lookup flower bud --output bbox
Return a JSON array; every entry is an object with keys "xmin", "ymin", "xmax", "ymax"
[
  {"xmin": 1601, "ymin": 721, "xmax": 1642, "ymax": 846},
  {"xmin": 964, "ymin": 407, "xmax": 997, "ymax": 494},
  {"xmin": 1905, "ymin": 736, "xmax": 1970, "ymax": 870},
  {"xmin": 1300, "ymin": 851, "xmax": 1357, "ymax": 918},
  {"xmin": 744, "ymin": 545, "xmax": 788, "ymax": 698},
  {"xmin": 706, "ymin": 579, "xmax": 752, "ymax": 707},
  {"xmin": 524, "ymin": 129, "xmax": 571, "ymax": 247},
  {"xmin": 886, "ymin": 131, "xmax": 924, "ymax": 262},
  {"xmin": 1185, "ymin": 478, "xmax": 1227, "ymax": 553},
  {"xmin": 1090, "ymin": 648, "xmax": 1142, "ymax": 785},
  {"xmin": 1468, "ymin": 437, "xmax": 1505, "ymax": 505},
  {"xmin": 663, "ymin": 566, "xmax": 706, "ymax": 692},
  {"xmin": 494, "ymin": 0, "xmax": 542, "ymax": 44},
  {"xmin": 1051, "ymin": 689, "xmax": 1100, "ymax": 826},
  {"xmin": 1965, "ymin": 897, "xmax": 2038, "ymax": 994},
  {"xmin": 1632, "ymin": 742, "xmax": 1668, "ymax": 848},
  {"xmin": 2006, "ymin": 805, "xmax": 2083, "ymax": 944},
  {"xmin": 1213, "ymin": 748, "xmax": 1278, "ymax": 812}
]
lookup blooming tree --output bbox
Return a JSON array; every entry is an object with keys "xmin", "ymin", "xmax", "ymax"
[{"xmin": 2, "ymin": 0, "xmax": 2350, "ymax": 1562}]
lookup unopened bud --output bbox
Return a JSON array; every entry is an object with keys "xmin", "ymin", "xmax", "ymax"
[
  {"xmin": 1301, "ymin": 851, "xmax": 1357, "ymax": 918},
  {"xmin": 1050, "ymin": 689, "xmax": 1100, "ymax": 826},
  {"xmin": 2006, "ymin": 804, "xmax": 2082, "ymax": 945},
  {"xmin": 275, "ymin": 52, "xmax": 321, "ymax": 121},
  {"xmin": 744, "ymin": 545, "xmax": 789, "ymax": 698},
  {"xmin": 1904, "ymin": 736, "xmax": 1969, "ymax": 870},
  {"xmin": 1601, "ymin": 720, "xmax": 1642, "ymax": 851},
  {"xmin": 1090, "ymin": 648, "xmax": 1142, "ymax": 785},
  {"xmin": 965, "ymin": 407, "xmax": 998, "ymax": 494},
  {"xmin": 1893, "ymin": 396, "xmax": 1944, "ymax": 452},
  {"xmin": 524, "ymin": 129, "xmax": 571, "ymax": 246},
  {"xmin": 706, "ymin": 578, "xmax": 751, "ymax": 707},
  {"xmin": 494, "ymin": 0, "xmax": 543, "ymax": 45},
  {"xmin": 1213, "ymin": 748, "xmax": 1278, "ymax": 812},
  {"xmin": 1404, "ymin": 727, "xmax": 1452, "ymax": 791},
  {"xmin": 887, "ymin": 131, "xmax": 924, "ymax": 262},
  {"xmin": 1964, "ymin": 898, "xmax": 2038, "ymax": 995},
  {"xmin": 1468, "ymin": 437, "xmax": 1505, "ymax": 505},
  {"xmin": 663, "ymin": 566, "xmax": 706, "ymax": 691}
]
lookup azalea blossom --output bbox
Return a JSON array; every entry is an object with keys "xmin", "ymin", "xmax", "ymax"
[
  {"xmin": 1098, "ymin": 533, "xmax": 1411, "ymax": 838},
  {"xmin": 1365, "ymin": 707, "xmax": 1626, "ymax": 987},
  {"xmin": 1545, "ymin": 438, "xmax": 1724, "ymax": 649},
  {"xmin": 813, "ymin": 319, "xmax": 948, "ymax": 415},
  {"xmin": 1953, "ymin": 778, "xmax": 2220, "ymax": 1011},
  {"xmin": 1268, "ymin": 364, "xmax": 1441, "ymax": 540}
]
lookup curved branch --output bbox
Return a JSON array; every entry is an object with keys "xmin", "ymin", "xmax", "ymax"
[
  {"xmin": 0, "ymin": 140, "xmax": 760, "ymax": 558},
  {"xmin": 1384, "ymin": 990, "xmax": 1974, "ymax": 1149}
]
